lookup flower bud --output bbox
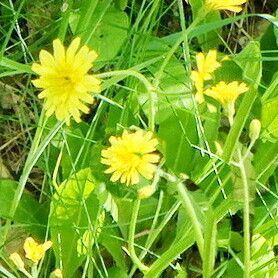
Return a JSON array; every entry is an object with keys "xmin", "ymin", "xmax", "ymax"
[
  {"xmin": 9, "ymin": 253, "xmax": 25, "ymax": 271},
  {"xmin": 138, "ymin": 185, "xmax": 155, "ymax": 199},
  {"xmin": 249, "ymin": 119, "xmax": 261, "ymax": 142},
  {"xmin": 50, "ymin": 269, "xmax": 63, "ymax": 278}
]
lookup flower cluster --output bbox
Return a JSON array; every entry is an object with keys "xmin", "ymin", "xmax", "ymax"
[
  {"xmin": 191, "ymin": 50, "xmax": 220, "ymax": 103},
  {"xmin": 191, "ymin": 49, "xmax": 249, "ymax": 125}
]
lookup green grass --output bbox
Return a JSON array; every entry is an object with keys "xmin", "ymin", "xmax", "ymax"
[{"xmin": 0, "ymin": 0, "xmax": 277, "ymax": 277}]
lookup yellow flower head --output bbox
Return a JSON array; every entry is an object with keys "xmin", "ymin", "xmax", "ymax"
[
  {"xmin": 32, "ymin": 38, "xmax": 101, "ymax": 124},
  {"xmin": 9, "ymin": 253, "xmax": 25, "ymax": 271},
  {"xmin": 23, "ymin": 237, "xmax": 52, "ymax": 263},
  {"xmin": 206, "ymin": 0, "xmax": 247, "ymax": 13},
  {"xmin": 191, "ymin": 50, "xmax": 221, "ymax": 103},
  {"xmin": 204, "ymin": 81, "xmax": 248, "ymax": 124},
  {"xmin": 101, "ymin": 129, "xmax": 160, "ymax": 186}
]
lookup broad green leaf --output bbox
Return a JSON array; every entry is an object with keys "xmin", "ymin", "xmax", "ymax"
[
  {"xmin": 50, "ymin": 168, "xmax": 99, "ymax": 278},
  {"xmin": 87, "ymin": 6, "xmax": 129, "ymax": 62},
  {"xmin": 261, "ymin": 98, "xmax": 278, "ymax": 142},
  {"xmin": 138, "ymin": 37, "xmax": 190, "ymax": 123},
  {"xmin": 107, "ymin": 267, "xmax": 129, "ymax": 278},
  {"xmin": 158, "ymin": 109, "xmax": 198, "ymax": 175},
  {"xmin": 0, "ymin": 179, "xmax": 47, "ymax": 238},
  {"xmin": 71, "ymin": 2, "xmax": 129, "ymax": 64},
  {"xmin": 234, "ymin": 41, "xmax": 262, "ymax": 89},
  {"xmin": 260, "ymin": 24, "xmax": 278, "ymax": 84},
  {"xmin": 114, "ymin": 0, "xmax": 128, "ymax": 10},
  {"xmin": 253, "ymin": 140, "xmax": 278, "ymax": 184},
  {"xmin": 99, "ymin": 217, "xmax": 127, "ymax": 271}
]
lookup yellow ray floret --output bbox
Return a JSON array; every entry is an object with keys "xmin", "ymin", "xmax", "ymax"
[
  {"xmin": 32, "ymin": 37, "xmax": 101, "ymax": 124},
  {"xmin": 23, "ymin": 237, "xmax": 52, "ymax": 263},
  {"xmin": 191, "ymin": 50, "xmax": 220, "ymax": 103},
  {"xmin": 204, "ymin": 81, "xmax": 248, "ymax": 123},
  {"xmin": 101, "ymin": 129, "xmax": 160, "ymax": 186},
  {"xmin": 206, "ymin": 0, "xmax": 247, "ymax": 13}
]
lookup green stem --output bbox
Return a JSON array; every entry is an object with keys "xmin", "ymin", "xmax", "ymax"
[
  {"xmin": 129, "ymin": 199, "xmax": 180, "ymax": 276},
  {"xmin": 176, "ymin": 182, "xmax": 204, "ymax": 257},
  {"xmin": 237, "ymin": 151, "xmax": 251, "ymax": 278},
  {"xmin": 3, "ymin": 118, "xmax": 63, "ymax": 242},
  {"xmin": 96, "ymin": 70, "xmax": 155, "ymax": 131},
  {"xmin": 222, "ymin": 89, "xmax": 257, "ymax": 162},
  {"xmin": 145, "ymin": 229, "xmax": 194, "ymax": 278},
  {"xmin": 128, "ymin": 199, "xmax": 149, "ymax": 273},
  {"xmin": 203, "ymin": 210, "xmax": 217, "ymax": 278},
  {"xmin": 153, "ymin": 12, "xmax": 204, "ymax": 88}
]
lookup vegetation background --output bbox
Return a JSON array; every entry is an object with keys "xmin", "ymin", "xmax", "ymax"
[{"xmin": 0, "ymin": 0, "xmax": 277, "ymax": 277}]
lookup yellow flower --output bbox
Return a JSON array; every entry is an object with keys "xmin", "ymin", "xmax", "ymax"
[
  {"xmin": 206, "ymin": 0, "xmax": 247, "ymax": 13},
  {"xmin": 32, "ymin": 37, "xmax": 101, "ymax": 124},
  {"xmin": 23, "ymin": 237, "xmax": 52, "ymax": 263},
  {"xmin": 204, "ymin": 81, "xmax": 248, "ymax": 124},
  {"xmin": 101, "ymin": 129, "xmax": 160, "ymax": 185},
  {"xmin": 9, "ymin": 253, "xmax": 25, "ymax": 271},
  {"xmin": 191, "ymin": 50, "xmax": 220, "ymax": 103}
]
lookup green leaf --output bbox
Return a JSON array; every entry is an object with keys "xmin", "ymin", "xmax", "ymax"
[
  {"xmin": 114, "ymin": 0, "xmax": 128, "ymax": 10},
  {"xmin": 107, "ymin": 267, "xmax": 129, "ymax": 278},
  {"xmin": 234, "ymin": 41, "xmax": 262, "ymax": 89},
  {"xmin": 253, "ymin": 140, "xmax": 278, "ymax": 184},
  {"xmin": 99, "ymin": 217, "xmax": 127, "ymax": 271},
  {"xmin": 50, "ymin": 168, "xmax": 99, "ymax": 278},
  {"xmin": 158, "ymin": 109, "xmax": 198, "ymax": 175},
  {"xmin": 189, "ymin": 0, "xmax": 221, "ymax": 50},
  {"xmin": 0, "ymin": 179, "xmax": 47, "ymax": 238},
  {"xmin": 261, "ymin": 98, "xmax": 278, "ymax": 142},
  {"xmin": 71, "ymin": 2, "xmax": 129, "ymax": 64}
]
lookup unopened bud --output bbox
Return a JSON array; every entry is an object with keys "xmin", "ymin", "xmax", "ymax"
[
  {"xmin": 50, "ymin": 269, "xmax": 63, "ymax": 278},
  {"xmin": 249, "ymin": 119, "xmax": 261, "ymax": 141},
  {"xmin": 138, "ymin": 185, "xmax": 155, "ymax": 199},
  {"xmin": 9, "ymin": 253, "xmax": 25, "ymax": 271},
  {"xmin": 214, "ymin": 141, "xmax": 223, "ymax": 156}
]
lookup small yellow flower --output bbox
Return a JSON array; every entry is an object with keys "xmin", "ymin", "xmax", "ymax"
[
  {"xmin": 32, "ymin": 37, "xmax": 101, "ymax": 124},
  {"xmin": 191, "ymin": 50, "xmax": 220, "ymax": 103},
  {"xmin": 23, "ymin": 237, "xmax": 52, "ymax": 263},
  {"xmin": 206, "ymin": 0, "xmax": 247, "ymax": 13},
  {"xmin": 204, "ymin": 81, "xmax": 248, "ymax": 124},
  {"xmin": 9, "ymin": 253, "xmax": 25, "ymax": 271},
  {"xmin": 101, "ymin": 129, "xmax": 160, "ymax": 186}
]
